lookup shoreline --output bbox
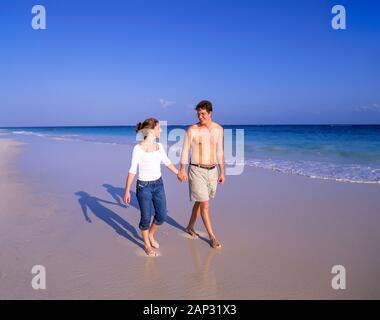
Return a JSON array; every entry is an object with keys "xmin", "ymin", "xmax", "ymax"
[
  {"xmin": 0, "ymin": 136, "xmax": 379, "ymax": 299},
  {"xmin": 1, "ymin": 126, "xmax": 380, "ymax": 185}
]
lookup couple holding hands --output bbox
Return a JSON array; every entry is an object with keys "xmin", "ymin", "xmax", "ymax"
[{"xmin": 123, "ymin": 100, "xmax": 225, "ymax": 256}]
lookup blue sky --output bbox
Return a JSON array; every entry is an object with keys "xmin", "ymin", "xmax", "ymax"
[{"xmin": 1, "ymin": 0, "xmax": 379, "ymax": 126}]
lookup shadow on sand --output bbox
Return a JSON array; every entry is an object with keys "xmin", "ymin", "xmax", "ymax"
[
  {"xmin": 75, "ymin": 183, "xmax": 202, "ymax": 249},
  {"xmin": 75, "ymin": 191, "xmax": 144, "ymax": 249},
  {"xmin": 102, "ymin": 183, "xmax": 189, "ymax": 235}
]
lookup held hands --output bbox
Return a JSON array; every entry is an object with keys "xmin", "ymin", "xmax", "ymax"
[
  {"xmin": 177, "ymin": 170, "xmax": 188, "ymax": 182},
  {"xmin": 123, "ymin": 191, "xmax": 131, "ymax": 205}
]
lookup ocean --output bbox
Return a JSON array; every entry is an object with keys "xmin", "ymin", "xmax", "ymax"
[{"xmin": 1, "ymin": 125, "xmax": 379, "ymax": 184}]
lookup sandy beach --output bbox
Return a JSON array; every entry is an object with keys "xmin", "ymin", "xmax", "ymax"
[{"xmin": 0, "ymin": 135, "xmax": 379, "ymax": 299}]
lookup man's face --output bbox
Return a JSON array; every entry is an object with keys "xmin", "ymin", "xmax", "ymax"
[{"xmin": 197, "ymin": 109, "xmax": 212, "ymax": 124}]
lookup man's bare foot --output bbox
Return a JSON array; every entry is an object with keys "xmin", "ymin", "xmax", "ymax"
[
  {"xmin": 144, "ymin": 246, "xmax": 158, "ymax": 257},
  {"xmin": 210, "ymin": 237, "xmax": 222, "ymax": 249},
  {"xmin": 186, "ymin": 227, "xmax": 200, "ymax": 238},
  {"xmin": 149, "ymin": 236, "xmax": 159, "ymax": 249}
]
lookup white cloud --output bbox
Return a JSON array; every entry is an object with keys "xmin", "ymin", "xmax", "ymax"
[
  {"xmin": 356, "ymin": 103, "xmax": 380, "ymax": 112},
  {"xmin": 159, "ymin": 98, "xmax": 175, "ymax": 108}
]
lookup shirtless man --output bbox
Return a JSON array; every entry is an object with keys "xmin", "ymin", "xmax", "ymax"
[{"xmin": 178, "ymin": 100, "xmax": 225, "ymax": 248}]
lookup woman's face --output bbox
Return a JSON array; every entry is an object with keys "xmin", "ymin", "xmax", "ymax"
[{"xmin": 151, "ymin": 123, "xmax": 161, "ymax": 138}]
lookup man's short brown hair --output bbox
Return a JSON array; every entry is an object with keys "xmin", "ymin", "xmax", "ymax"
[{"xmin": 195, "ymin": 100, "xmax": 213, "ymax": 113}]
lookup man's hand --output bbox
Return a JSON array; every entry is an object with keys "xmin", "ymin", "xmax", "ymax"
[
  {"xmin": 218, "ymin": 173, "xmax": 225, "ymax": 184},
  {"xmin": 123, "ymin": 191, "xmax": 131, "ymax": 205},
  {"xmin": 177, "ymin": 170, "xmax": 188, "ymax": 182}
]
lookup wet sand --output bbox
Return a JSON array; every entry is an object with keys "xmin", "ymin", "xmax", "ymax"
[{"xmin": 0, "ymin": 136, "xmax": 379, "ymax": 299}]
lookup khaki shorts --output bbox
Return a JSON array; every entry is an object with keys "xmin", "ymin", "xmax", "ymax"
[{"xmin": 188, "ymin": 165, "xmax": 218, "ymax": 202}]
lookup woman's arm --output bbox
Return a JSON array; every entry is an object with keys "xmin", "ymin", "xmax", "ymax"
[
  {"xmin": 166, "ymin": 163, "xmax": 179, "ymax": 175},
  {"xmin": 123, "ymin": 172, "xmax": 135, "ymax": 205},
  {"xmin": 159, "ymin": 143, "xmax": 179, "ymax": 176},
  {"xmin": 123, "ymin": 145, "xmax": 140, "ymax": 204}
]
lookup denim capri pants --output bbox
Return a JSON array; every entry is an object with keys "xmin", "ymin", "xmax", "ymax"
[{"xmin": 136, "ymin": 177, "xmax": 168, "ymax": 231}]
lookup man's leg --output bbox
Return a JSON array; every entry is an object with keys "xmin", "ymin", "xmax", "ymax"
[
  {"xmin": 186, "ymin": 201, "xmax": 201, "ymax": 237},
  {"xmin": 199, "ymin": 201, "xmax": 221, "ymax": 248}
]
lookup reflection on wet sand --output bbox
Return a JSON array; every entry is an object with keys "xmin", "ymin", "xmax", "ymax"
[
  {"xmin": 187, "ymin": 240, "xmax": 220, "ymax": 299},
  {"xmin": 140, "ymin": 235, "xmax": 221, "ymax": 299}
]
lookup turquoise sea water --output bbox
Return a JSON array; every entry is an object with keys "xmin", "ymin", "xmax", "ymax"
[{"xmin": 1, "ymin": 125, "xmax": 379, "ymax": 184}]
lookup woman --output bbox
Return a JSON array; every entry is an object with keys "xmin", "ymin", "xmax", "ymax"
[{"xmin": 123, "ymin": 118, "xmax": 179, "ymax": 256}]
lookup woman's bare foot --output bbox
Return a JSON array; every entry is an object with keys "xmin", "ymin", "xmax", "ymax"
[
  {"xmin": 144, "ymin": 246, "xmax": 158, "ymax": 257},
  {"xmin": 210, "ymin": 237, "xmax": 222, "ymax": 249},
  {"xmin": 149, "ymin": 235, "xmax": 159, "ymax": 249},
  {"xmin": 186, "ymin": 227, "xmax": 200, "ymax": 238}
]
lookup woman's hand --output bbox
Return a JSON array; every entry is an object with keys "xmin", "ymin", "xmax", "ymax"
[
  {"xmin": 167, "ymin": 163, "xmax": 182, "ymax": 179},
  {"xmin": 123, "ymin": 191, "xmax": 131, "ymax": 205},
  {"xmin": 177, "ymin": 169, "xmax": 188, "ymax": 182},
  {"xmin": 124, "ymin": 173, "xmax": 135, "ymax": 206}
]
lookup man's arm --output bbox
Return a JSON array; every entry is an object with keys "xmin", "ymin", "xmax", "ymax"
[
  {"xmin": 178, "ymin": 127, "xmax": 191, "ymax": 181},
  {"xmin": 216, "ymin": 126, "xmax": 225, "ymax": 184}
]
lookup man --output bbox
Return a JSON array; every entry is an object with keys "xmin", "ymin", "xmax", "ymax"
[{"xmin": 178, "ymin": 100, "xmax": 225, "ymax": 248}]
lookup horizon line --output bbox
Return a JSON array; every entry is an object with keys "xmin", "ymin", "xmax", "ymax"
[{"xmin": 1, "ymin": 123, "xmax": 380, "ymax": 128}]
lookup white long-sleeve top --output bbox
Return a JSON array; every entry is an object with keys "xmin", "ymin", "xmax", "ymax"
[{"xmin": 128, "ymin": 143, "xmax": 171, "ymax": 181}]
